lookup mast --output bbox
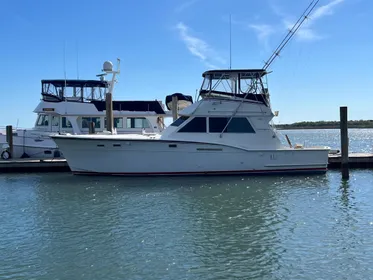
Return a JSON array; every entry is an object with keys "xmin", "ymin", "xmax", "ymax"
[
  {"xmin": 229, "ymin": 13, "xmax": 232, "ymax": 70},
  {"xmin": 97, "ymin": 59, "xmax": 121, "ymax": 133}
]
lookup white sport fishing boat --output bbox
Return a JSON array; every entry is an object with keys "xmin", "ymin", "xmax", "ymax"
[
  {"xmin": 0, "ymin": 59, "xmax": 188, "ymax": 160},
  {"xmin": 51, "ymin": 68, "xmax": 331, "ymax": 176}
]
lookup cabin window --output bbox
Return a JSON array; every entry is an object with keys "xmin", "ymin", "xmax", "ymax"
[
  {"xmin": 36, "ymin": 114, "xmax": 49, "ymax": 126},
  {"xmin": 170, "ymin": 116, "xmax": 189, "ymax": 127},
  {"xmin": 104, "ymin": 117, "xmax": 123, "ymax": 128},
  {"xmin": 51, "ymin": 116, "xmax": 59, "ymax": 126},
  {"xmin": 82, "ymin": 117, "xmax": 101, "ymax": 129},
  {"xmin": 209, "ymin": 117, "xmax": 255, "ymax": 133},
  {"xmin": 178, "ymin": 117, "xmax": 207, "ymax": 133},
  {"xmin": 61, "ymin": 117, "xmax": 72, "ymax": 128},
  {"xmin": 201, "ymin": 76, "xmax": 211, "ymax": 91},
  {"xmin": 126, "ymin": 117, "xmax": 150, "ymax": 129}
]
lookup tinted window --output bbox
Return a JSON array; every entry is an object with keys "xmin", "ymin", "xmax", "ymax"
[
  {"xmin": 209, "ymin": 117, "xmax": 255, "ymax": 133},
  {"xmin": 105, "ymin": 117, "xmax": 124, "ymax": 128},
  {"xmin": 61, "ymin": 117, "xmax": 72, "ymax": 128},
  {"xmin": 126, "ymin": 117, "xmax": 150, "ymax": 128},
  {"xmin": 171, "ymin": 116, "xmax": 189, "ymax": 127},
  {"xmin": 36, "ymin": 114, "xmax": 49, "ymax": 126},
  {"xmin": 82, "ymin": 117, "xmax": 101, "ymax": 129},
  {"xmin": 178, "ymin": 117, "xmax": 206, "ymax": 133},
  {"xmin": 209, "ymin": 117, "xmax": 228, "ymax": 133}
]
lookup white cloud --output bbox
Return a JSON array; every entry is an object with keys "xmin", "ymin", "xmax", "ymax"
[
  {"xmin": 311, "ymin": 0, "xmax": 344, "ymax": 20},
  {"xmin": 285, "ymin": 0, "xmax": 344, "ymax": 41},
  {"xmin": 175, "ymin": 22, "xmax": 226, "ymax": 68},
  {"xmin": 249, "ymin": 24, "xmax": 276, "ymax": 50},
  {"xmin": 175, "ymin": 0, "xmax": 199, "ymax": 13}
]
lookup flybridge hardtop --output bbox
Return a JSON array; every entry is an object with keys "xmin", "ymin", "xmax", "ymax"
[{"xmin": 201, "ymin": 69, "xmax": 267, "ymax": 77}]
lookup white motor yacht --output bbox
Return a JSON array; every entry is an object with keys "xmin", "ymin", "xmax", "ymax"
[{"xmin": 51, "ymin": 68, "xmax": 331, "ymax": 176}]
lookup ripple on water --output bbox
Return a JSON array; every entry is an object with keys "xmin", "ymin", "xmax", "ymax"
[{"xmin": 1, "ymin": 171, "xmax": 373, "ymax": 279}]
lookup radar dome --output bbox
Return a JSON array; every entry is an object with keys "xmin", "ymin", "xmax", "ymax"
[{"xmin": 103, "ymin": 61, "xmax": 113, "ymax": 72}]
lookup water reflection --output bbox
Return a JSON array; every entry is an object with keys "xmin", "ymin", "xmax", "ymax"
[{"xmin": 1, "ymin": 171, "xmax": 373, "ymax": 279}]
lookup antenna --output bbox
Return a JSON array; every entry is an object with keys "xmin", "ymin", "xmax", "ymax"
[
  {"xmin": 76, "ymin": 40, "xmax": 79, "ymax": 79},
  {"xmin": 263, "ymin": 0, "xmax": 320, "ymax": 70},
  {"xmin": 229, "ymin": 14, "xmax": 232, "ymax": 69},
  {"xmin": 63, "ymin": 40, "xmax": 67, "ymax": 90}
]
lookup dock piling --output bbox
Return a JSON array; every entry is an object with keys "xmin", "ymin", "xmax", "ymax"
[
  {"xmin": 340, "ymin": 106, "xmax": 349, "ymax": 179},
  {"xmin": 5, "ymin": 125, "xmax": 13, "ymax": 158},
  {"xmin": 106, "ymin": 92, "xmax": 113, "ymax": 133}
]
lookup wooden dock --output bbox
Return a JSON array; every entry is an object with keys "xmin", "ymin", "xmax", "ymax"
[
  {"xmin": 327, "ymin": 153, "xmax": 373, "ymax": 169},
  {"xmin": 0, "ymin": 158, "xmax": 70, "ymax": 173},
  {"xmin": 1, "ymin": 153, "xmax": 373, "ymax": 173}
]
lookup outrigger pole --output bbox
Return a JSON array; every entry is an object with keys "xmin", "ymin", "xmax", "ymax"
[{"xmin": 263, "ymin": 0, "xmax": 320, "ymax": 71}]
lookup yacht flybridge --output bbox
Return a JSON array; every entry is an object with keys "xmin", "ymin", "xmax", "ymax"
[
  {"xmin": 0, "ymin": 59, "xmax": 186, "ymax": 159},
  {"xmin": 51, "ymin": 68, "xmax": 331, "ymax": 176}
]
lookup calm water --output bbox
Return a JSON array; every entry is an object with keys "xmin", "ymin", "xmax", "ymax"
[
  {"xmin": 278, "ymin": 128, "xmax": 373, "ymax": 153},
  {"xmin": 1, "ymin": 129, "xmax": 373, "ymax": 279}
]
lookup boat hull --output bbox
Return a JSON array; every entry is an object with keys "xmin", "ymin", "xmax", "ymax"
[
  {"xmin": 52, "ymin": 137, "xmax": 330, "ymax": 176},
  {"xmin": 0, "ymin": 134, "xmax": 61, "ymax": 159}
]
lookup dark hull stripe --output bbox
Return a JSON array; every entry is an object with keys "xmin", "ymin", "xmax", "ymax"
[{"xmin": 72, "ymin": 167, "xmax": 327, "ymax": 177}]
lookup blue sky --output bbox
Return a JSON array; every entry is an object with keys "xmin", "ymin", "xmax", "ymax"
[{"xmin": 0, "ymin": 0, "xmax": 371, "ymax": 127}]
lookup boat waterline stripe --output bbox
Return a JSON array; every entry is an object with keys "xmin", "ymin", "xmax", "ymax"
[{"xmin": 72, "ymin": 167, "xmax": 327, "ymax": 176}]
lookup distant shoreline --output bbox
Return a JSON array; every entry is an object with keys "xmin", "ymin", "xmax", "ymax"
[
  {"xmin": 274, "ymin": 126, "xmax": 373, "ymax": 130},
  {"xmin": 273, "ymin": 120, "xmax": 373, "ymax": 130}
]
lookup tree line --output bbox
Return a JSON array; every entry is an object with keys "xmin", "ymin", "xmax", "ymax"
[{"xmin": 275, "ymin": 120, "xmax": 373, "ymax": 129}]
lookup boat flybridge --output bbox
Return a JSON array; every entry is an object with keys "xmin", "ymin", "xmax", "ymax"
[
  {"xmin": 51, "ymin": 68, "xmax": 331, "ymax": 176},
  {"xmin": 0, "ymin": 59, "xmax": 193, "ymax": 160}
]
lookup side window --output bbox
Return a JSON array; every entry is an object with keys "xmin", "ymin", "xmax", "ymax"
[
  {"xmin": 104, "ymin": 117, "xmax": 123, "ymax": 128},
  {"xmin": 114, "ymin": 118, "xmax": 123, "ymax": 128},
  {"xmin": 170, "ymin": 116, "xmax": 189, "ymax": 127},
  {"xmin": 36, "ymin": 115, "xmax": 43, "ymax": 126},
  {"xmin": 209, "ymin": 117, "xmax": 228, "ymax": 133},
  {"xmin": 36, "ymin": 115, "xmax": 49, "ymax": 126},
  {"xmin": 209, "ymin": 117, "xmax": 255, "ymax": 133},
  {"xmin": 62, "ymin": 117, "xmax": 72, "ymax": 128},
  {"xmin": 52, "ymin": 116, "xmax": 59, "ymax": 126},
  {"xmin": 178, "ymin": 117, "xmax": 206, "ymax": 133},
  {"xmin": 82, "ymin": 117, "xmax": 101, "ymax": 129},
  {"xmin": 126, "ymin": 117, "xmax": 150, "ymax": 129},
  {"xmin": 226, "ymin": 117, "xmax": 255, "ymax": 133}
]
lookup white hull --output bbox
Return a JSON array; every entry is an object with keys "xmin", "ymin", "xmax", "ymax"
[
  {"xmin": 0, "ymin": 129, "xmax": 160, "ymax": 159},
  {"xmin": 8, "ymin": 143, "xmax": 61, "ymax": 159},
  {"xmin": 0, "ymin": 132, "xmax": 60, "ymax": 159},
  {"xmin": 52, "ymin": 137, "xmax": 330, "ymax": 176}
]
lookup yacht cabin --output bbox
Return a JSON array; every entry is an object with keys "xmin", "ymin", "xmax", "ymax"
[{"xmin": 33, "ymin": 79, "xmax": 170, "ymax": 135}]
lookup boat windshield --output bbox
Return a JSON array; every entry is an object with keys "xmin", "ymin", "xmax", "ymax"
[{"xmin": 200, "ymin": 70, "xmax": 266, "ymax": 96}]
